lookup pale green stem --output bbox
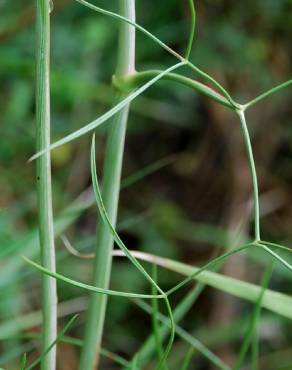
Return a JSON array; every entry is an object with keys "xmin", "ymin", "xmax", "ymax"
[
  {"xmin": 113, "ymin": 70, "xmax": 234, "ymax": 109},
  {"xmin": 243, "ymin": 79, "xmax": 292, "ymax": 110},
  {"xmin": 78, "ymin": 1, "xmax": 136, "ymax": 369},
  {"xmin": 35, "ymin": 1, "xmax": 57, "ymax": 370},
  {"xmin": 151, "ymin": 264, "xmax": 166, "ymax": 368},
  {"xmin": 237, "ymin": 110, "xmax": 260, "ymax": 241}
]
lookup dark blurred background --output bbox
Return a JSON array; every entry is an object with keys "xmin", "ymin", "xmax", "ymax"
[{"xmin": 0, "ymin": 1, "xmax": 292, "ymax": 369}]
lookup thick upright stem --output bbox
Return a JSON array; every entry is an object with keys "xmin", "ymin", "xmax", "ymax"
[
  {"xmin": 237, "ymin": 110, "xmax": 260, "ymax": 241},
  {"xmin": 79, "ymin": 1, "xmax": 136, "ymax": 369},
  {"xmin": 35, "ymin": 1, "xmax": 57, "ymax": 370}
]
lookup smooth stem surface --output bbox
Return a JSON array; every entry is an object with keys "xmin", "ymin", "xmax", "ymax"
[
  {"xmin": 78, "ymin": 1, "xmax": 135, "ymax": 369},
  {"xmin": 237, "ymin": 110, "xmax": 260, "ymax": 241},
  {"xmin": 35, "ymin": 1, "xmax": 57, "ymax": 370}
]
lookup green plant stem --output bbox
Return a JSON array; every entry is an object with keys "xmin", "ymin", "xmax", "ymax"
[
  {"xmin": 131, "ymin": 284, "xmax": 203, "ymax": 368},
  {"xmin": 151, "ymin": 264, "xmax": 166, "ymax": 368},
  {"xmin": 113, "ymin": 70, "xmax": 234, "ymax": 109},
  {"xmin": 74, "ymin": 0, "xmax": 239, "ymax": 108},
  {"xmin": 35, "ymin": 1, "xmax": 57, "ymax": 370},
  {"xmin": 135, "ymin": 299, "xmax": 231, "ymax": 370},
  {"xmin": 185, "ymin": 0, "xmax": 196, "ymax": 59},
  {"xmin": 112, "ymin": 248, "xmax": 292, "ymax": 319},
  {"xmin": 78, "ymin": 1, "xmax": 136, "ymax": 369},
  {"xmin": 243, "ymin": 79, "xmax": 292, "ymax": 110},
  {"xmin": 237, "ymin": 110, "xmax": 260, "ymax": 241},
  {"xmin": 233, "ymin": 265, "xmax": 272, "ymax": 370},
  {"xmin": 90, "ymin": 136, "xmax": 175, "ymax": 370},
  {"xmin": 29, "ymin": 63, "xmax": 184, "ymax": 161}
]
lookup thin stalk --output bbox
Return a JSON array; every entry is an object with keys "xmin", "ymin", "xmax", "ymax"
[
  {"xmin": 79, "ymin": 1, "xmax": 136, "ymax": 369},
  {"xmin": 74, "ymin": 0, "xmax": 239, "ymax": 108},
  {"xmin": 130, "ymin": 284, "xmax": 203, "ymax": 368},
  {"xmin": 233, "ymin": 265, "xmax": 272, "ymax": 370},
  {"xmin": 237, "ymin": 110, "xmax": 260, "ymax": 241},
  {"xmin": 185, "ymin": 0, "xmax": 196, "ymax": 60},
  {"xmin": 29, "ymin": 62, "xmax": 184, "ymax": 161},
  {"xmin": 151, "ymin": 264, "xmax": 166, "ymax": 368},
  {"xmin": 181, "ymin": 347, "xmax": 194, "ymax": 370},
  {"xmin": 35, "ymin": 1, "xmax": 57, "ymax": 370},
  {"xmin": 113, "ymin": 70, "xmax": 234, "ymax": 109},
  {"xmin": 243, "ymin": 79, "xmax": 292, "ymax": 110},
  {"xmin": 135, "ymin": 299, "xmax": 231, "ymax": 370}
]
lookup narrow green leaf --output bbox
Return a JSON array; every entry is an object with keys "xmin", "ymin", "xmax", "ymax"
[
  {"xmin": 22, "ymin": 256, "xmax": 164, "ymax": 299},
  {"xmin": 20, "ymin": 353, "xmax": 27, "ymax": 370},
  {"xmin": 26, "ymin": 315, "xmax": 78, "ymax": 370},
  {"xmin": 90, "ymin": 135, "xmax": 176, "ymax": 370},
  {"xmin": 29, "ymin": 62, "xmax": 184, "ymax": 162},
  {"xmin": 233, "ymin": 265, "xmax": 273, "ymax": 370}
]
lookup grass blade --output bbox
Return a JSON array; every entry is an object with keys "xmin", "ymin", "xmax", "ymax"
[
  {"xmin": 20, "ymin": 353, "xmax": 27, "ymax": 370},
  {"xmin": 233, "ymin": 265, "xmax": 273, "ymax": 370},
  {"xmin": 26, "ymin": 315, "xmax": 78, "ymax": 370}
]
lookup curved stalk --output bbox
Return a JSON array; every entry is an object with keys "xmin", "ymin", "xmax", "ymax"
[
  {"xmin": 185, "ymin": 0, "xmax": 196, "ymax": 60},
  {"xmin": 113, "ymin": 69, "xmax": 234, "ymax": 109},
  {"xmin": 236, "ymin": 110, "xmax": 260, "ymax": 241},
  {"xmin": 78, "ymin": 1, "xmax": 136, "ymax": 369},
  {"xmin": 74, "ymin": 0, "xmax": 239, "ymax": 109},
  {"xmin": 35, "ymin": 1, "xmax": 57, "ymax": 369}
]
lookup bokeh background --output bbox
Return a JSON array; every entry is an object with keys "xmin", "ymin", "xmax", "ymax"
[{"xmin": 0, "ymin": 0, "xmax": 292, "ymax": 369}]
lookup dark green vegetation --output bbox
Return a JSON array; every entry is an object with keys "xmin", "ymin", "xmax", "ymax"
[{"xmin": 0, "ymin": 1, "xmax": 292, "ymax": 369}]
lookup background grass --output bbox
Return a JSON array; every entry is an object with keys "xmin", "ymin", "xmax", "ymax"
[{"xmin": 0, "ymin": 0, "xmax": 292, "ymax": 369}]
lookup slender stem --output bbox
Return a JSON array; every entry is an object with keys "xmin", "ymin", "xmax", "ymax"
[
  {"xmin": 237, "ymin": 110, "xmax": 260, "ymax": 241},
  {"xmin": 78, "ymin": 1, "xmax": 136, "ymax": 369},
  {"xmin": 35, "ymin": 1, "xmax": 57, "ymax": 370},
  {"xmin": 185, "ymin": 0, "xmax": 196, "ymax": 60},
  {"xmin": 243, "ymin": 79, "xmax": 292, "ymax": 110},
  {"xmin": 74, "ymin": 0, "xmax": 239, "ymax": 109},
  {"xmin": 151, "ymin": 264, "xmax": 166, "ymax": 368},
  {"xmin": 114, "ymin": 69, "xmax": 234, "ymax": 109},
  {"xmin": 131, "ymin": 284, "xmax": 203, "ymax": 368}
]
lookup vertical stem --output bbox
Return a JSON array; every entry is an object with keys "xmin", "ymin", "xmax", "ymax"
[
  {"xmin": 79, "ymin": 1, "xmax": 136, "ymax": 369},
  {"xmin": 237, "ymin": 109, "xmax": 260, "ymax": 241},
  {"xmin": 185, "ymin": 0, "xmax": 196, "ymax": 60},
  {"xmin": 35, "ymin": 1, "xmax": 57, "ymax": 370}
]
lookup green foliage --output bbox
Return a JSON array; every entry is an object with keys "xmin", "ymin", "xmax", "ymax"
[{"xmin": 1, "ymin": 0, "xmax": 292, "ymax": 369}]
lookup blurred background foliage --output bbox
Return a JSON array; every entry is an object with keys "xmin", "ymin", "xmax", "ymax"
[{"xmin": 0, "ymin": 0, "xmax": 292, "ymax": 369}]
